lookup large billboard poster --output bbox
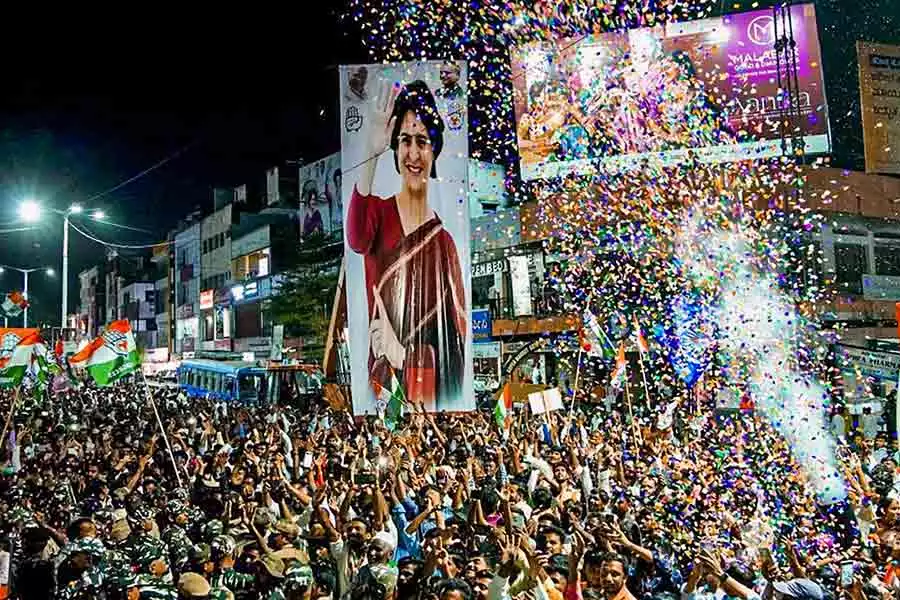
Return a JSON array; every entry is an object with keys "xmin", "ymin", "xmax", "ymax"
[
  {"xmin": 858, "ymin": 42, "xmax": 900, "ymax": 175},
  {"xmin": 299, "ymin": 153, "xmax": 342, "ymax": 237},
  {"xmin": 511, "ymin": 4, "xmax": 830, "ymax": 180},
  {"xmin": 339, "ymin": 61, "xmax": 474, "ymax": 415}
]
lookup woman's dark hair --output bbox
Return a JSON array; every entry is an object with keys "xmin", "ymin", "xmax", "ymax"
[
  {"xmin": 389, "ymin": 80, "xmax": 445, "ymax": 179},
  {"xmin": 302, "ymin": 180, "xmax": 319, "ymax": 206}
]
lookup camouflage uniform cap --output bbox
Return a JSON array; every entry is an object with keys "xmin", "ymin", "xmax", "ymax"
[
  {"xmin": 70, "ymin": 537, "xmax": 107, "ymax": 560},
  {"xmin": 165, "ymin": 499, "xmax": 187, "ymax": 519},
  {"xmin": 284, "ymin": 563, "xmax": 314, "ymax": 591},
  {"xmin": 202, "ymin": 519, "xmax": 224, "ymax": 541},
  {"xmin": 129, "ymin": 505, "xmax": 155, "ymax": 527},
  {"xmin": 210, "ymin": 534, "xmax": 236, "ymax": 560}
]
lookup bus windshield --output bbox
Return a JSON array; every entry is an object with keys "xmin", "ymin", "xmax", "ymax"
[{"xmin": 238, "ymin": 374, "xmax": 264, "ymax": 402}]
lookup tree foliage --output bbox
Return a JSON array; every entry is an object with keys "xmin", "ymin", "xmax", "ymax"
[{"xmin": 268, "ymin": 231, "xmax": 342, "ymax": 358}]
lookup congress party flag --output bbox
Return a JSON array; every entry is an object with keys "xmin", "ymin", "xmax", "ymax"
[
  {"xmin": 1, "ymin": 292, "xmax": 29, "ymax": 318},
  {"xmin": 373, "ymin": 367, "xmax": 406, "ymax": 432},
  {"xmin": 610, "ymin": 343, "xmax": 628, "ymax": 390},
  {"xmin": 69, "ymin": 320, "xmax": 140, "ymax": 386},
  {"xmin": 0, "ymin": 329, "xmax": 41, "ymax": 388},
  {"xmin": 493, "ymin": 382, "xmax": 513, "ymax": 429}
]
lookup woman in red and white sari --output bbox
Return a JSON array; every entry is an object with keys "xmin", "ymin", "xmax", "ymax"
[{"xmin": 347, "ymin": 78, "xmax": 466, "ymax": 411}]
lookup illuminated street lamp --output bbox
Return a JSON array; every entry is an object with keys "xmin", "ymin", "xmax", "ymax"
[
  {"xmin": 0, "ymin": 264, "xmax": 55, "ymax": 327},
  {"xmin": 18, "ymin": 200, "xmax": 41, "ymax": 223},
  {"xmin": 16, "ymin": 201, "xmax": 106, "ymax": 329}
]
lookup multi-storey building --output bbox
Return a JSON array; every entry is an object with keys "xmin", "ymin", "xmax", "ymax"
[
  {"xmin": 174, "ymin": 216, "xmax": 202, "ymax": 354},
  {"xmin": 199, "ymin": 201, "xmax": 233, "ymax": 351},
  {"xmin": 119, "ymin": 280, "xmax": 157, "ymax": 349},
  {"xmin": 76, "ymin": 265, "xmax": 106, "ymax": 339}
]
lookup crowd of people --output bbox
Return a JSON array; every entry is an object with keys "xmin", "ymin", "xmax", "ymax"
[{"xmin": 0, "ymin": 380, "xmax": 896, "ymax": 600}]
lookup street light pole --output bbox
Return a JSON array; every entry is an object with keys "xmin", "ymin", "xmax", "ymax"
[
  {"xmin": 0, "ymin": 266, "xmax": 54, "ymax": 329},
  {"xmin": 62, "ymin": 213, "xmax": 69, "ymax": 329},
  {"xmin": 23, "ymin": 270, "xmax": 28, "ymax": 328}
]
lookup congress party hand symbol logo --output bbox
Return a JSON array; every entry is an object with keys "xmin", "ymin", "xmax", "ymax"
[{"xmin": 345, "ymin": 106, "xmax": 364, "ymax": 133}]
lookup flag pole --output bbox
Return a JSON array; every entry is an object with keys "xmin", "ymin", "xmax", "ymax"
[
  {"xmin": 637, "ymin": 349, "xmax": 652, "ymax": 410},
  {"xmin": 140, "ymin": 371, "xmax": 184, "ymax": 490},
  {"xmin": 623, "ymin": 373, "xmax": 641, "ymax": 454},
  {"xmin": 632, "ymin": 316, "xmax": 653, "ymax": 409},
  {"xmin": 568, "ymin": 345, "xmax": 584, "ymax": 419},
  {"xmin": 0, "ymin": 387, "xmax": 19, "ymax": 454}
]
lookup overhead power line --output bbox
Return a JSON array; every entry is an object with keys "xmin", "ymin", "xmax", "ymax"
[{"xmin": 68, "ymin": 220, "xmax": 172, "ymax": 250}]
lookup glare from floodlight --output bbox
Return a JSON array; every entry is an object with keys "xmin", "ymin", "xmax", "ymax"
[
  {"xmin": 19, "ymin": 200, "xmax": 41, "ymax": 223},
  {"xmin": 69, "ymin": 204, "xmax": 83, "ymax": 214},
  {"xmin": 45, "ymin": 268, "xmax": 55, "ymax": 276},
  {"xmin": 93, "ymin": 210, "xmax": 105, "ymax": 220}
]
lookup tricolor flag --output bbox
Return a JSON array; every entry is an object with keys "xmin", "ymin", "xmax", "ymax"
[
  {"xmin": 633, "ymin": 316, "xmax": 649, "ymax": 355},
  {"xmin": 1, "ymin": 292, "xmax": 29, "ymax": 317},
  {"xmin": 610, "ymin": 343, "xmax": 627, "ymax": 390},
  {"xmin": 69, "ymin": 320, "xmax": 140, "ymax": 386},
  {"xmin": 373, "ymin": 367, "xmax": 405, "ymax": 432},
  {"xmin": 581, "ymin": 308, "xmax": 616, "ymax": 359},
  {"xmin": 493, "ymin": 382, "xmax": 513, "ymax": 429},
  {"xmin": 0, "ymin": 329, "xmax": 41, "ymax": 388},
  {"xmin": 31, "ymin": 342, "xmax": 62, "ymax": 392}
]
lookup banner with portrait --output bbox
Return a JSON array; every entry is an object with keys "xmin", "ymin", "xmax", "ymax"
[
  {"xmin": 511, "ymin": 3, "xmax": 830, "ymax": 180},
  {"xmin": 299, "ymin": 153, "xmax": 343, "ymax": 237},
  {"xmin": 339, "ymin": 60, "xmax": 474, "ymax": 415}
]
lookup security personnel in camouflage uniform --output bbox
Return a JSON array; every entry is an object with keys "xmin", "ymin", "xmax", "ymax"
[
  {"xmin": 254, "ymin": 554, "xmax": 287, "ymax": 600},
  {"xmin": 209, "ymin": 534, "xmax": 256, "ymax": 599},
  {"xmin": 202, "ymin": 519, "xmax": 225, "ymax": 544},
  {"xmin": 56, "ymin": 538, "xmax": 107, "ymax": 600},
  {"xmin": 125, "ymin": 505, "xmax": 170, "ymax": 566},
  {"xmin": 133, "ymin": 544, "xmax": 178, "ymax": 599},
  {"xmin": 160, "ymin": 500, "xmax": 192, "ymax": 574}
]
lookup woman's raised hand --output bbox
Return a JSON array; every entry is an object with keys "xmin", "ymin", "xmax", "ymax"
[{"xmin": 368, "ymin": 79, "xmax": 400, "ymax": 158}]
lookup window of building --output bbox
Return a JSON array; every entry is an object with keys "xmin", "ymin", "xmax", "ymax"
[
  {"xmin": 874, "ymin": 242, "xmax": 900, "ymax": 276},
  {"xmin": 203, "ymin": 311, "xmax": 214, "ymax": 342},
  {"xmin": 232, "ymin": 247, "xmax": 271, "ymax": 281},
  {"xmin": 834, "ymin": 242, "xmax": 868, "ymax": 295},
  {"xmin": 145, "ymin": 290, "xmax": 154, "ymax": 302}
]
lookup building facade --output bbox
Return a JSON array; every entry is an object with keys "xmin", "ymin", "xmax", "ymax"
[
  {"xmin": 76, "ymin": 265, "xmax": 106, "ymax": 339},
  {"xmin": 119, "ymin": 281, "xmax": 157, "ymax": 349},
  {"xmin": 174, "ymin": 221, "xmax": 201, "ymax": 355},
  {"xmin": 227, "ymin": 211, "xmax": 296, "ymax": 357},
  {"xmin": 151, "ymin": 241, "xmax": 173, "ymax": 354},
  {"xmin": 199, "ymin": 203, "xmax": 233, "ymax": 351}
]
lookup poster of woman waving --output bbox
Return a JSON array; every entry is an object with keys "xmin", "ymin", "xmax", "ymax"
[{"xmin": 340, "ymin": 61, "xmax": 474, "ymax": 415}]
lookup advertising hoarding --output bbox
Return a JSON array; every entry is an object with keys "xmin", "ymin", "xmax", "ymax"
[
  {"xmin": 511, "ymin": 4, "xmax": 830, "ymax": 180},
  {"xmin": 299, "ymin": 153, "xmax": 343, "ymax": 237},
  {"xmin": 340, "ymin": 60, "xmax": 474, "ymax": 414},
  {"xmin": 858, "ymin": 42, "xmax": 900, "ymax": 175}
]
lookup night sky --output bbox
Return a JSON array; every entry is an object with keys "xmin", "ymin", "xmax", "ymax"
[{"xmin": 0, "ymin": 1, "xmax": 896, "ymax": 326}]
